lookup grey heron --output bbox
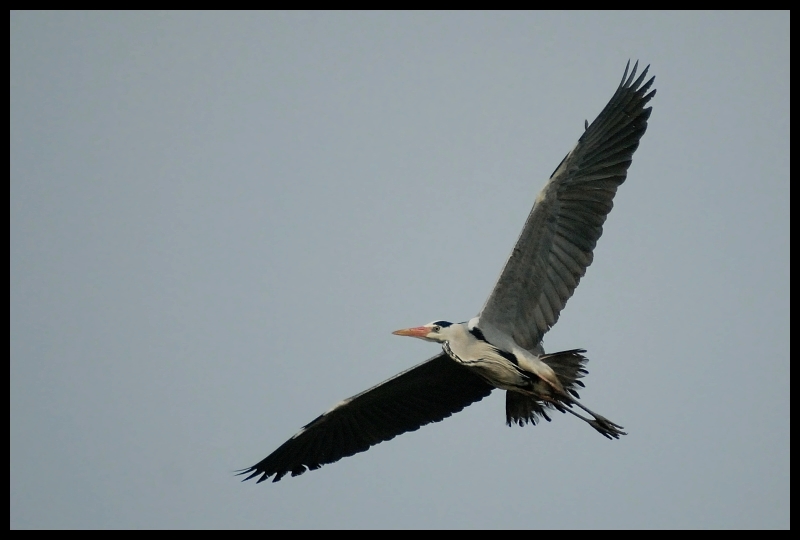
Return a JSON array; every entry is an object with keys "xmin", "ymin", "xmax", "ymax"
[{"xmin": 240, "ymin": 61, "xmax": 655, "ymax": 483}]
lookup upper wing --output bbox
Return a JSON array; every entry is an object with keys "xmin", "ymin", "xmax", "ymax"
[
  {"xmin": 479, "ymin": 61, "xmax": 656, "ymax": 351},
  {"xmin": 238, "ymin": 353, "xmax": 494, "ymax": 483}
]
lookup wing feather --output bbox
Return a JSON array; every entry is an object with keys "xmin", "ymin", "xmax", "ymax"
[
  {"xmin": 548, "ymin": 249, "xmax": 578, "ymax": 291},
  {"xmin": 543, "ymin": 274, "xmax": 565, "ymax": 310},
  {"xmin": 479, "ymin": 61, "xmax": 655, "ymax": 350},
  {"xmin": 239, "ymin": 353, "xmax": 494, "ymax": 482}
]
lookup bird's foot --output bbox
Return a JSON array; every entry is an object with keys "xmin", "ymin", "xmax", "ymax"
[{"xmin": 588, "ymin": 416, "xmax": 626, "ymax": 439}]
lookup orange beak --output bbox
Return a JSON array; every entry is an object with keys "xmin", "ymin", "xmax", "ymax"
[{"xmin": 392, "ymin": 326, "xmax": 430, "ymax": 338}]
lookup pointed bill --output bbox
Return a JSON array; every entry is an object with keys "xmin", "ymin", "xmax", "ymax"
[{"xmin": 392, "ymin": 326, "xmax": 429, "ymax": 338}]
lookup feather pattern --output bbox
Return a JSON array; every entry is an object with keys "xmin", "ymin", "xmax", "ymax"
[
  {"xmin": 238, "ymin": 353, "xmax": 493, "ymax": 482},
  {"xmin": 479, "ymin": 61, "xmax": 655, "ymax": 351}
]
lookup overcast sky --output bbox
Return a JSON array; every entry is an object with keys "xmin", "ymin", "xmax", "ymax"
[{"xmin": 11, "ymin": 11, "xmax": 789, "ymax": 529}]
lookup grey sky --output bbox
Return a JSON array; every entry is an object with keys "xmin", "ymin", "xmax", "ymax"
[{"xmin": 10, "ymin": 11, "xmax": 789, "ymax": 529}]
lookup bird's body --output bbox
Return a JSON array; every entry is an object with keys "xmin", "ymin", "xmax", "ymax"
[
  {"xmin": 394, "ymin": 319, "xmax": 621, "ymax": 436},
  {"xmin": 413, "ymin": 319, "xmax": 558, "ymax": 396},
  {"xmin": 240, "ymin": 61, "xmax": 655, "ymax": 483}
]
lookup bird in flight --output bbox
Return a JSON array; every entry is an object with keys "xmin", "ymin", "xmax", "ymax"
[{"xmin": 240, "ymin": 61, "xmax": 655, "ymax": 483}]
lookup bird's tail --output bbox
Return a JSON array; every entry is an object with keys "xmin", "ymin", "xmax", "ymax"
[
  {"xmin": 539, "ymin": 348, "xmax": 588, "ymax": 399},
  {"xmin": 506, "ymin": 391, "xmax": 553, "ymax": 426},
  {"xmin": 505, "ymin": 349, "xmax": 588, "ymax": 427}
]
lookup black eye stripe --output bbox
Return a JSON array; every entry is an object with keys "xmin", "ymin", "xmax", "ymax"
[{"xmin": 431, "ymin": 320, "xmax": 452, "ymax": 328}]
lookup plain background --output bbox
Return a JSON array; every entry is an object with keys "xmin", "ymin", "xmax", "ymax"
[{"xmin": 11, "ymin": 11, "xmax": 789, "ymax": 529}]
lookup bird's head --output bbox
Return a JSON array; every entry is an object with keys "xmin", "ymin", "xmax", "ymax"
[{"xmin": 392, "ymin": 320, "xmax": 454, "ymax": 343}]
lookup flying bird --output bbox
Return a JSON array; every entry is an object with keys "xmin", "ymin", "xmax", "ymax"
[{"xmin": 240, "ymin": 61, "xmax": 655, "ymax": 483}]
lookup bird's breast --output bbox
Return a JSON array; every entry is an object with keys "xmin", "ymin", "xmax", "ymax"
[{"xmin": 443, "ymin": 340, "xmax": 532, "ymax": 392}]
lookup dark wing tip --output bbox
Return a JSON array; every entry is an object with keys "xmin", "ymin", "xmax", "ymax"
[
  {"xmin": 620, "ymin": 59, "xmax": 632, "ymax": 85},
  {"xmin": 235, "ymin": 466, "xmax": 269, "ymax": 483},
  {"xmin": 620, "ymin": 60, "xmax": 655, "ymax": 94},
  {"xmin": 235, "ymin": 464, "xmax": 297, "ymax": 484},
  {"xmin": 237, "ymin": 354, "xmax": 494, "ymax": 485},
  {"xmin": 236, "ymin": 448, "xmax": 305, "ymax": 483}
]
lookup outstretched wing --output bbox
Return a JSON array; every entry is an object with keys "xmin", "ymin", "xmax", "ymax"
[
  {"xmin": 479, "ymin": 61, "xmax": 656, "ymax": 351},
  {"xmin": 239, "ymin": 353, "xmax": 494, "ymax": 483}
]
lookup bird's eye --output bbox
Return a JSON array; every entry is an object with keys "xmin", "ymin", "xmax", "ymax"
[{"xmin": 432, "ymin": 325, "xmax": 441, "ymax": 332}]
